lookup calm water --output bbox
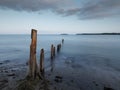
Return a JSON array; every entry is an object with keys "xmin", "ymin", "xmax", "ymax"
[
  {"xmin": 0, "ymin": 35, "xmax": 120, "ymax": 71},
  {"xmin": 0, "ymin": 34, "xmax": 120, "ymax": 90}
]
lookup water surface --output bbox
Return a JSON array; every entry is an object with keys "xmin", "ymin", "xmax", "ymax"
[{"xmin": 0, "ymin": 35, "xmax": 120, "ymax": 90}]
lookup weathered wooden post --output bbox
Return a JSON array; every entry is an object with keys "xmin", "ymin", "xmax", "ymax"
[
  {"xmin": 62, "ymin": 39, "xmax": 64, "ymax": 44},
  {"xmin": 53, "ymin": 47, "xmax": 55, "ymax": 57},
  {"xmin": 57, "ymin": 44, "xmax": 59, "ymax": 52},
  {"xmin": 57, "ymin": 44, "xmax": 61, "ymax": 52},
  {"xmin": 40, "ymin": 48, "xmax": 44, "ymax": 76},
  {"xmin": 51, "ymin": 44, "xmax": 54, "ymax": 59},
  {"xmin": 29, "ymin": 29, "xmax": 38, "ymax": 79}
]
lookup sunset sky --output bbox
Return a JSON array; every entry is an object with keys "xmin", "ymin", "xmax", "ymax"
[{"xmin": 0, "ymin": 0, "xmax": 120, "ymax": 34}]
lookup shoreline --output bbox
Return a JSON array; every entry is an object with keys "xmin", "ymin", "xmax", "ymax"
[
  {"xmin": 0, "ymin": 56, "xmax": 119, "ymax": 90},
  {"xmin": 0, "ymin": 60, "xmax": 27, "ymax": 90}
]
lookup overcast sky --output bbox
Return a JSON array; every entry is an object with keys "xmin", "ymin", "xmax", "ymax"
[{"xmin": 0, "ymin": 0, "xmax": 120, "ymax": 34}]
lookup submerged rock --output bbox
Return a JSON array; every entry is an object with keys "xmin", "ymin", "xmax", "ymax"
[
  {"xmin": 104, "ymin": 87, "xmax": 114, "ymax": 90},
  {"xmin": 54, "ymin": 76, "xmax": 63, "ymax": 83},
  {"xmin": 5, "ymin": 70, "xmax": 9, "ymax": 73},
  {"xmin": 7, "ymin": 73, "xmax": 15, "ymax": 76},
  {"xmin": 55, "ymin": 76, "xmax": 63, "ymax": 79}
]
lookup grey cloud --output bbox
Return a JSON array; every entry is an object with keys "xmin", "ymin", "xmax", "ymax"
[
  {"xmin": 55, "ymin": 0, "xmax": 120, "ymax": 19},
  {"xmin": 0, "ymin": 0, "xmax": 71, "ymax": 11},
  {"xmin": 79, "ymin": 0, "xmax": 120, "ymax": 19},
  {"xmin": 55, "ymin": 8, "xmax": 81, "ymax": 16},
  {"xmin": 0, "ymin": 0, "xmax": 120, "ymax": 19}
]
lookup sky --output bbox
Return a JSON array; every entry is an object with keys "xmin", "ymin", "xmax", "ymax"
[{"xmin": 0, "ymin": 0, "xmax": 120, "ymax": 34}]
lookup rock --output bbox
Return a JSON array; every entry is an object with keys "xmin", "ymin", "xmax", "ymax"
[
  {"xmin": 5, "ymin": 70, "xmax": 9, "ymax": 73},
  {"xmin": 93, "ymin": 81, "xmax": 98, "ymax": 86},
  {"xmin": 54, "ymin": 76, "xmax": 63, "ymax": 83},
  {"xmin": 55, "ymin": 76, "xmax": 63, "ymax": 79},
  {"xmin": 13, "ymin": 77, "xmax": 16, "ymax": 79},
  {"xmin": 104, "ymin": 87, "xmax": 114, "ymax": 90},
  {"xmin": 7, "ymin": 73, "xmax": 15, "ymax": 76}
]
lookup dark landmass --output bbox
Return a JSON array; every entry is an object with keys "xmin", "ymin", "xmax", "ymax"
[
  {"xmin": 60, "ymin": 33, "xmax": 68, "ymax": 35},
  {"xmin": 76, "ymin": 33, "xmax": 120, "ymax": 35}
]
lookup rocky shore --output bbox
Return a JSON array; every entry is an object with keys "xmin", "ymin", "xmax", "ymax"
[{"xmin": 0, "ymin": 56, "xmax": 119, "ymax": 90}]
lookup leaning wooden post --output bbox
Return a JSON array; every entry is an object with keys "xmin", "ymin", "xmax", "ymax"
[
  {"xmin": 29, "ymin": 29, "xmax": 38, "ymax": 79},
  {"xmin": 51, "ymin": 44, "xmax": 54, "ymax": 59},
  {"xmin": 40, "ymin": 48, "xmax": 44, "ymax": 76}
]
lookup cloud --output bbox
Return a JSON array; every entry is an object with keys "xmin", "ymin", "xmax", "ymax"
[
  {"xmin": 78, "ymin": 0, "xmax": 120, "ymax": 19},
  {"xmin": 0, "ymin": 0, "xmax": 120, "ymax": 19},
  {"xmin": 55, "ymin": 0, "xmax": 120, "ymax": 19},
  {"xmin": 0, "ymin": 0, "xmax": 72, "ymax": 11},
  {"xmin": 55, "ymin": 8, "xmax": 81, "ymax": 16}
]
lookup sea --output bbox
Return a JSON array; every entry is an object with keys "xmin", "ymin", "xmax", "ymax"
[
  {"xmin": 0, "ymin": 34, "xmax": 120, "ymax": 89},
  {"xmin": 0, "ymin": 35, "xmax": 120, "ymax": 63}
]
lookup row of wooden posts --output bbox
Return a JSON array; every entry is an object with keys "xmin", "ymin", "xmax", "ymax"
[
  {"xmin": 50, "ymin": 43, "xmax": 62, "ymax": 59},
  {"xmin": 28, "ymin": 29, "xmax": 64, "ymax": 79}
]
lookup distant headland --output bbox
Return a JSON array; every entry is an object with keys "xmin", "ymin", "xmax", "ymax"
[
  {"xmin": 76, "ymin": 33, "xmax": 120, "ymax": 35},
  {"xmin": 60, "ymin": 33, "xmax": 69, "ymax": 35}
]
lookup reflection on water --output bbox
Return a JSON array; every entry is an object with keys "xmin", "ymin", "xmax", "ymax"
[{"xmin": 50, "ymin": 58, "xmax": 55, "ymax": 72}]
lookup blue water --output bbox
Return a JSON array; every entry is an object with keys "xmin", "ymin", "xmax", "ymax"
[
  {"xmin": 0, "ymin": 35, "xmax": 120, "ymax": 70},
  {"xmin": 1, "ymin": 35, "xmax": 120, "ymax": 89},
  {"xmin": 0, "ymin": 35, "xmax": 120, "ymax": 62}
]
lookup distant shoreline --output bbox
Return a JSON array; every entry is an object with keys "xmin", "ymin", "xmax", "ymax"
[
  {"xmin": 76, "ymin": 33, "xmax": 120, "ymax": 35},
  {"xmin": 0, "ymin": 33, "xmax": 120, "ymax": 35},
  {"xmin": 60, "ymin": 33, "xmax": 120, "ymax": 35},
  {"xmin": 60, "ymin": 34, "xmax": 69, "ymax": 35}
]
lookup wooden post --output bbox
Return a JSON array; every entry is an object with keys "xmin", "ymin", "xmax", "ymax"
[
  {"xmin": 62, "ymin": 39, "xmax": 64, "ymax": 44},
  {"xmin": 29, "ymin": 29, "xmax": 38, "ymax": 79},
  {"xmin": 40, "ymin": 48, "xmax": 44, "ymax": 76},
  {"xmin": 53, "ymin": 47, "xmax": 55, "ymax": 57},
  {"xmin": 57, "ymin": 44, "xmax": 61, "ymax": 52},
  {"xmin": 51, "ymin": 44, "xmax": 54, "ymax": 59},
  {"xmin": 57, "ymin": 44, "xmax": 59, "ymax": 52}
]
